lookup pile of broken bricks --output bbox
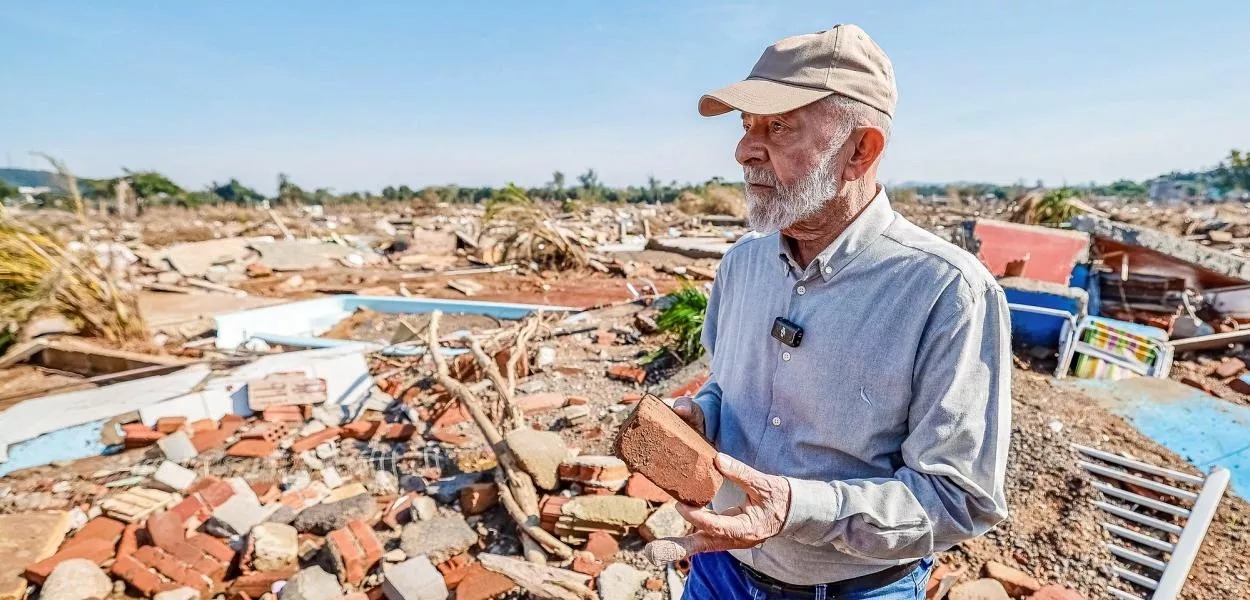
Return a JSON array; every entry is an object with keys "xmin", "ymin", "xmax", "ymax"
[{"xmin": 0, "ymin": 372, "xmax": 720, "ymax": 600}]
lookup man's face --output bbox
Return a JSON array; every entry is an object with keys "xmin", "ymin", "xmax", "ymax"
[{"xmin": 735, "ymin": 101, "xmax": 855, "ymax": 233}]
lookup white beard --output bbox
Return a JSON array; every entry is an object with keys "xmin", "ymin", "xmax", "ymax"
[{"xmin": 743, "ymin": 152, "xmax": 842, "ymax": 234}]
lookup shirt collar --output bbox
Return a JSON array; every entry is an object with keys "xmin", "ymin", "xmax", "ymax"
[{"xmin": 778, "ymin": 186, "xmax": 896, "ymax": 282}]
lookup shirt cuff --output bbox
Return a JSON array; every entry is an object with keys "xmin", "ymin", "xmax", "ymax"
[
  {"xmin": 780, "ymin": 477, "xmax": 843, "ymax": 546},
  {"xmin": 693, "ymin": 392, "xmax": 720, "ymax": 444}
]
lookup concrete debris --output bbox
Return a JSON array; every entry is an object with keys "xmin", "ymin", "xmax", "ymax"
[
  {"xmin": 598, "ymin": 562, "xmax": 649, "ymax": 600},
  {"xmin": 249, "ymin": 523, "xmax": 299, "ymax": 572},
  {"xmin": 399, "ymin": 515, "xmax": 479, "ymax": 565},
  {"xmin": 152, "ymin": 460, "xmax": 198, "ymax": 492},
  {"xmin": 383, "ymin": 556, "xmax": 448, "ymax": 600},
  {"xmin": 292, "ymin": 492, "xmax": 378, "ymax": 535},
  {"xmin": 157, "ymin": 431, "xmax": 199, "ymax": 464},
  {"xmin": 208, "ymin": 493, "xmax": 271, "ymax": 537},
  {"xmin": 248, "ymin": 372, "xmax": 328, "ymax": 410},
  {"xmin": 639, "ymin": 501, "xmax": 691, "ymax": 542},
  {"xmin": 39, "ymin": 559, "xmax": 112, "ymax": 600},
  {"xmin": 0, "ymin": 511, "xmax": 70, "ymax": 600},
  {"xmin": 504, "ymin": 428, "xmax": 569, "ymax": 490},
  {"xmin": 559, "ymin": 455, "xmax": 629, "ymax": 491},
  {"xmin": 280, "ymin": 566, "xmax": 344, "ymax": 600}
]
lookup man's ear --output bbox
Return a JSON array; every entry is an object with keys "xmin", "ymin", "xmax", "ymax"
[{"xmin": 841, "ymin": 127, "xmax": 886, "ymax": 181}]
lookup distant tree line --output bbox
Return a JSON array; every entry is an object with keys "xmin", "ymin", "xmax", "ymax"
[{"xmin": 4, "ymin": 147, "xmax": 1248, "ymax": 209}]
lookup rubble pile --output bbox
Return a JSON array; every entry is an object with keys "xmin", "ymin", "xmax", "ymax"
[{"xmin": 6, "ymin": 197, "xmax": 1250, "ymax": 600}]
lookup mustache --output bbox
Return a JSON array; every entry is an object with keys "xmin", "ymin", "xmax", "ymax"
[{"xmin": 743, "ymin": 166, "xmax": 780, "ymax": 187}]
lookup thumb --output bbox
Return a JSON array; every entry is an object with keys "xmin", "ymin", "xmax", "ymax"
[
  {"xmin": 643, "ymin": 533, "xmax": 716, "ymax": 565},
  {"xmin": 672, "ymin": 395, "xmax": 695, "ymax": 415},
  {"xmin": 716, "ymin": 453, "xmax": 767, "ymax": 488}
]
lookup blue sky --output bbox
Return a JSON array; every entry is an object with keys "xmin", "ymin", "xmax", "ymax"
[{"xmin": 2, "ymin": 1, "xmax": 1247, "ymax": 193}]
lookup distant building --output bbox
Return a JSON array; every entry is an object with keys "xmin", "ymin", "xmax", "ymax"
[
  {"xmin": 17, "ymin": 185, "xmax": 50, "ymax": 205},
  {"xmin": 1147, "ymin": 178, "xmax": 1186, "ymax": 204}
]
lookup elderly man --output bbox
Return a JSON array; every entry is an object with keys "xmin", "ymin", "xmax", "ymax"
[{"xmin": 645, "ymin": 25, "xmax": 1011, "ymax": 599}]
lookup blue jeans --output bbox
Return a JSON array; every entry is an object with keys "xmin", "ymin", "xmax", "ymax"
[{"xmin": 685, "ymin": 552, "xmax": 933, "ymax": 600}]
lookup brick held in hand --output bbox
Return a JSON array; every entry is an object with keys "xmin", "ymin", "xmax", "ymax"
[{"xmin": 613, "ymin": 394, "xmax": 722, "ymax": 506}]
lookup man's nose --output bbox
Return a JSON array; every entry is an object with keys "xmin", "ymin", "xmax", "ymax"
[{"xmin": 736, "ymin": 132, "xmax": 766, "ymax": 166}]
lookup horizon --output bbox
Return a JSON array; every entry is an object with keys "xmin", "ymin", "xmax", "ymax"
[{"xmin": 2, "ymin": 2, "xmax": 1248, "ymax": 193}]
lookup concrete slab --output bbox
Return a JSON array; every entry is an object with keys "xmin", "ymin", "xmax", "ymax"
[
  {"xmin": 1073, "ymin": 215, "xmax": 1250, "ymax": 288},
  {"xmin": 0, "ymin": 511, "xmax": 71, "ymax": 600},
  {"xmin": 1064, "ymin": 376, "xmax": 1250, "ymax": 498},
  {"xmin": 251, "ymin": 240, "xmax": 364, "ymax": 272},
  {"xmin": 644, "ymin": 236, "xmax": 734, "ymax": 259}
]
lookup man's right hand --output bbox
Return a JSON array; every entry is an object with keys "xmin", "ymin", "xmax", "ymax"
[{"xmin": 671, "ymin": 395, "xmax": 706, "ymax": 438}]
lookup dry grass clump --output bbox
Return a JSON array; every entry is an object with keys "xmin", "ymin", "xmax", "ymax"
[
  {"xmin": 0, "ymin": 218, "xmax": 146, "ymax": 343},
  {"xmin": 483, "ymin": 184, "xmax": 588, "ymax": 270},
  {"xmin": 676, "ymin": 185, "xmax": 746, "ymax": 218}
]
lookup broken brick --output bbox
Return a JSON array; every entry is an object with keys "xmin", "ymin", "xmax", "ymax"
[
  {"xmin": 190, "ymin": 419, "xmax": 217, "ymax": 433},
  {"xmin": 558, "ymin": 455, "xmax": 629, "ymax": 491},
  {"xmin": 382, "ymin": 493, "xmax": 417, "ymax": 530},
  {"xmin": 65, "ymin": 516, "xmax": 126, "ymax": 550},
  {"xmin": 516, "ymin": 393, "xmax": 567, "ymax": 415},
  {"xmin": 290, "ymin": 427, "xmax": 342, "ymax": 453},
  {"xmin": 570, "ymin": 551, "xmax": 606, "ymax": 577},
  {"xmin": 455, "ymin": 563, "xmax": 517, "ymax": 600},
  {"xmin": 227, "ymin": 439, "xmax": 278, "ymax": 458},
  {"xmin": 261, "ymin": 405, "xmax": 309, "ymax": 422},
  {"xmin": 326, "ymin": 519, "xmax": 382, "ymax": 586},
  {"xmin": 667, "ymin": 373, "xmax": 710, "ymax": 399},
  {"xmin": 146, "ymin": 510, "xmax": 188, "ymax": 551},
  {"xmin": 155, "ymin": 417, "xmax": 189, "ymax": 434},
  {"xmin": 111, "ymin": 554, "xmax": 166, "ymax": 597},
  {"xmin": 125, "ymin": 427, "xmax": 166, "ymax": 448},
  {"xmin": 133, "ymin": 546, "xmax": 210, "ymax": 595},
  {"xmin": 584, "ymin": 530, "xmax": 618, "ymax": 562},
  {"xmin": 229, "ymin": 569, "xmax": 297, "ymax": 597},
  {"xmin": 343, "ymin": 420, "xmax": 382, "ymax": 440},
  {"xmin": 251, "ymin": 482, "xmax": 281, "ymax": 504},
  {"xmin": 381, "ymin": 423, "xmax": 417, "ymax": 441},
  {"xmin": 619, "ymin": 393, "xmax": 642, "ymax": 405},
  {"xmin": 624, "ymin": 473, "xmax": 674, "ymax": 504},
  {"xmin": 192, "ymin": 479, "xmax": 236, "ymax": 510},
  {"xmin": 565, "ymin": 395, "xmax": 589, "ymax": 406},
  {"xmin": 459, "ymin": 484, "xmax": 498, "ymax": 516},
  {"xmin": 435, "ymin": 554, "xmax": 473, "ymax": 590},
  {"xmin": 23, "ymin": 538, "xmax": 116, "ymax": 585},
  {"xmin": 607, "ymin": 364, "xmax": 646, "ymax": 385},
  {"xmin": 614, "ymin": 394, "xmax": 722, "ymax": 505},
  {"xmin": 240, "ymin": 422, "xmax": 290, "ymax": 443},
  {"xmin": 117, "ymin": 523, "xmax": 140, "ymax": 560}
]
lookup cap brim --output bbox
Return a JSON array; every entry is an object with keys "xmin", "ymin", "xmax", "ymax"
[{"xmin": 698, "ymin": 78, "xmax": 834, "ymax": 117}]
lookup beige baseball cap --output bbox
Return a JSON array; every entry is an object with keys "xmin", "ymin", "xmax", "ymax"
[{"xmin": 699, "ymin": 24, "xmax": 897, "ymax": 118}]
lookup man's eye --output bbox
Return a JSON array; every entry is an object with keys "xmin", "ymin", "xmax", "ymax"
[{"xmin": 770, "ymin": 122, "xmax": 786, "ymax": 133}]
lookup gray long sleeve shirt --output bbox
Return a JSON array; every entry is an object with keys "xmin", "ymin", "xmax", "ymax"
[{"xmin": 695, "ymin": 189, "xmax": 1010, "ymax": 586}]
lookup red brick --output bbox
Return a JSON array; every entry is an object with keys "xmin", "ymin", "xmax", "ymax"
[
  {"xmin": 382, "ymin": 493, "xmax": 416, "ymax": 530},
  {"xmin": 459, "ymin": 483, "xmax": 499, "ymax": 515},
  {"xmin": 146, "ymin": 510, "xmax": 187, "ymax": 551},
  {"xmin": 220, "ymin": 414, "xmax": 246, "ymax": 431},
  {"xmin": 261, "ymin": 406, "xmax": 305, "ymax": 422},
  {"xmin": 342, "ymin": 420, "xmax": 381, "ymax": 440},
  {"xmin": 668, "ymin": 373, "xmax": 710, "ymax": 399},
  {"xmin": 982, "ymin": 561, "xmax": 1041, "ymax": 598},
  {"xmin": 240, "ymin": 422, "xmax": 290, "ymax": 442},
  {"xmin": 624, "ymin": 473, "xmax": 674, "ymax": 504},
  {"xmin": 566, "ymin": 396, "xmax": 589, "ymax": 406},
  {"xmin": 456, "ymin": 563, "xmax": 517, "ymax": 600},
  {"xmin": 112, "ymin": 554, "xmax": 167, "ymax": 596},
  {"xmin": 169, "ymin": 495, "xmax": 211, "ymax": 524},
  {"xmin": 327, "ymin": 519, "xmax": 381, "ymax": 586},
  {"xmin": 65, "ymin": 516, "xmax": 126, "ymax": 549},
  {"xmin": 156, "ymin": 417, "xmax": 189, "ymax": 434},
  {"xmin": 125, "ymin": 428, "xmax": 166, "ymax": 448},
  {"xmin": 229, "ymin": 570, "xmax": 297, "ymax": 596},
  {"xmin": 570, "ymin": 551, "xmax": 605, "ymax": 577},
  {"xmin": 584, "ymin": 530, "xmax": 618, "ymax": 562},
  {"xmin": 135, "ymin": 546, "xmax": 210, "ymax": 595},
  {"xmin": 516, "ymin": 393, "xmax": 566, "ymax": 414},
  {"xmin": 227, "ymin": 439, "xmax": 278, "ymax": 458},
  {"xmin": 290, "ymin": 427, "xmax": 342, "ymax": 453},
  {"xmin": 432, "ymin": 403, "xmax": 471, "ymax": 428},
  {"xmin": 430, "ymin": 426, "xmax": 470, "ymax": 445},
  {"xmin": 193, "ymin": 479, "xmax": 236, "ymax": 509},
  {"xmin": 251, "ymin": 481, "xmax": 280, "ymax": 504},
  {"xmin": 614, "ymin": 395, "xmax": 722, "ymax": 505},
  {"xmin": 23, "ymin": 538, "xmax": 115, "ymax": 584},
  {"xmin": 188, "ymin": 534, "xmax": 237, "ymax": 564},
  {"xmin": 620, "ymin": 393, "xmax": 642, "ymax": 405},
  {"xmin": 191, "ymin": 428, "xmax": 233, "ymax": 452},
  {"xmin": 191, "ymin": 419, "xmax": 217, "ymax": 433},
  {"xmin": 559, "ymin": 456, "xmax": 630, "ymax": 490},
  {"xmin": 1030, "ymin": 585, "xmax": 1085, "ymax": 600},
  {"xmin": 607, "ymin": 364, "xmax": 646, "ymax": 385},
  {"xmin": 167, "ymin": 540, "xmax": 226, "ymax": 581},
  {"xmin": 117, "ymin": 523, "xmax": 140, "ymax": 559},
  {"xmin": 381, "ymin": 423, "xmax": 417, "ymax": 441},
  {"xmin": 436, "ymin": 554, "xmax": 473, "ymax": 590}
]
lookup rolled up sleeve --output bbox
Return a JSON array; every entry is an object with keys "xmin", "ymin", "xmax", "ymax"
[{"xmin": 780, "ymin": 283, "xmax": 1011, "ymax": 559}]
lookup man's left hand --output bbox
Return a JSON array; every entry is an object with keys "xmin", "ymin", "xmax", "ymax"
[{"xmin": 644, "ymin": 453, "xmax": 790, "ymax": 564}]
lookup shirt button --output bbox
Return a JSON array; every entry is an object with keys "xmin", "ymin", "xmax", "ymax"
[
  {"xmin": 782, "ymin": 351, "xmax": 791, "ymax": 361},
  {"xmin": 796, "ymin": 285, "xmax": 806, "ymax": 295},
  {"xmin": 824, "ymin": 266, "xmax": 832, "ymax": 274},
  {"xmin": 771, "ymin": 416, "xmax": 781, "ymax": 427}
]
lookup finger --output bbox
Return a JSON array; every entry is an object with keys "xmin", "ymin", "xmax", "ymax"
[
  {"xmin": 676, "ymin": 504, "xmax": 752, "ymax": 538},
  {"xmin": 716, "ymin": 453, "xmax": 768, "ymax": 489},
  {"xmin": 643, "ymin": 532, "xmax": 724, "ymax": 565},
  {"xmin": 671, "ymin": 396, "xmax": 696, "ymax": 416}
]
